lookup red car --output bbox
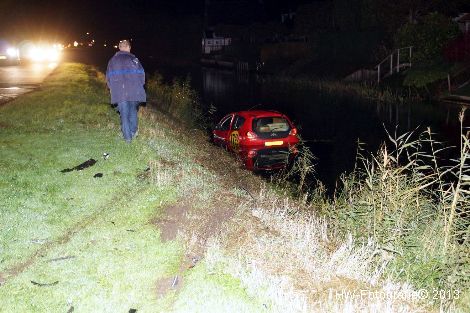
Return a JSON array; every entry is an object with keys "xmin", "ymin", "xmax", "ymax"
[{"xmin": 212, "ymin": 110, "xmax": 300, "ymax": 170}]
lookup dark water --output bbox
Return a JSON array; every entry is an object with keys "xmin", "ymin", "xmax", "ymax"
[
  {"xmin": 65, "ymin": 49, "xmax": 469, "ymax": 188},
  {"xmin": 185, "ymin": 67, "xmax": 468, "ymax": 188}
]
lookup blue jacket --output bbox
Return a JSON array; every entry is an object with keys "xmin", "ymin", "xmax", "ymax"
[{"xmin": 106, "ymin": 51, "xmax": 146, "ymax": 104}]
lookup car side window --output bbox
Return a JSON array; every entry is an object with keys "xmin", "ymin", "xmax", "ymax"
[
  {"xmin": 219, "ymin": 115, "xmax": 232, "ymax": 131},
  {"xmin": 231, "ymin": 115, "xmax": 245, "ymax": 130}
]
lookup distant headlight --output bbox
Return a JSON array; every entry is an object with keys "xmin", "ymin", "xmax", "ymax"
[
  {"xmin": 6, "ymin": 47, "xmax": 19, "ymax": 58},
  {"xmin": 28, "ymin": 46, "xmax": 61, "ymax": 62},
  {"xmin": 46, "ymin": 48, "xmax": 59, "ymax": 61},
  {"xmin": 29, "ymin": 47, "xmax": 45, "ymax": 62}
]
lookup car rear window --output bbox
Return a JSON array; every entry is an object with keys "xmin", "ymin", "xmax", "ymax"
[{"xmin": 252, "ymin": 117, "xmax": 291, "ymax": 139}]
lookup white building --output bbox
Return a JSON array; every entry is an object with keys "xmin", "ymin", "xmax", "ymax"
[{"xmin": 202, "ymin": 31, "xmax": 232, "ymax": 54}]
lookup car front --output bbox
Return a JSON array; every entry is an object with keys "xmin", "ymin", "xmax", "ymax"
[
  {"xmin": 0, "ymin": 41, "xmax": 20, "ymax": 64},
  {"xmin": 20, "ymin": 42, "xmax": 63, "ymax": 64}
]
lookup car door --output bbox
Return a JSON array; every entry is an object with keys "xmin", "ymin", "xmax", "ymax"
[
  {"xmin": 229, "ymin": 115, "xmax": 245, "ymax": 153},
  {"xmin": 213, "ymin": 114, "xmax": 233, "ymax": 148}
]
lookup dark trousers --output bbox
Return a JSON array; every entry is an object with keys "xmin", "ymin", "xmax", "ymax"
[{"xmin": 117, "ymin": 101, "xmax": 139, "ymax": 142}]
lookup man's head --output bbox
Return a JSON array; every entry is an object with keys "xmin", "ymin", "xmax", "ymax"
[{"xmin": 118, "ymin": 39, "xmax": 131, "ymax": 52}]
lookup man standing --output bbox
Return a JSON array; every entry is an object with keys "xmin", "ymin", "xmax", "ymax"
[{"xmin": 106, "ymin": 39, "xmax": 146, "ymax": 143}]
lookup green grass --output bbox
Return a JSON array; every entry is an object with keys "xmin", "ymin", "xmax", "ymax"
[
  {"xmin": 2, "ymin": 189, "xmax": 181, "ymax": 312},
  {"xmin": 167, "ymin": 262, "xmax": 268, "ymax": 313},
  {"xmin": 0, "ymin": 63, "xmax": 263, "ymax": 312}
]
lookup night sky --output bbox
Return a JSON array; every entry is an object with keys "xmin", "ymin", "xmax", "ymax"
[
  {"xmin": 0, "ymin": 1, "xmax": 196, "ymax": 40},
  {"xmin": 1, "ymin": 0, "xmax": 468, "ymax": 66},
  {"xmin": 0, "ymin": 0, "xmax": 311, "ymax": 42}
]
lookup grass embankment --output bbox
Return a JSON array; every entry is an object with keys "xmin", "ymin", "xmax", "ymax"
[
  {"xmin": 1, "ymin": 63, "xmax": 468, "ymax": 312},
  {"xmin": 0, "ymin": 64, "xmax": 265, "ymax": 312},
  {"xmin": 147, "ymin": 70, "xmax": 470, "ymax": 312}
]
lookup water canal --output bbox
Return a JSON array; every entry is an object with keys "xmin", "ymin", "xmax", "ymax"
[
  {"xmin": 193, "ymin": 67, "xmax": 469, "ymax": 188},
  {"xmin": 70, "ymin": 46, "xmax": 469, "ymax": 188}
]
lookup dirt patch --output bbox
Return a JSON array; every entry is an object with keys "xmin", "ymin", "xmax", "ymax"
[
  {"xmin": 189, "ymin": 192, "xmax": 239, "ymax": 250},
  {"xmin": 152, "ymin": 204, "xmax": 190, "ymax": 242},
  {"xmin": 152, "ymin": 190, "xmax": 242, "ymax": 251},
  {"xmin": 151, "ymin": 191, "xmax": 241, "ymax": 300},
  {"xmin": 0, "ymin": 273, "xmax": 6, "ymax": 286},
  {"xmin": 155, "ymin": 276, "xmax": 181, "ymax": 298},
  {"xmin": 155, "ymin": 254, "xmax": 200, "ymax": 299}
]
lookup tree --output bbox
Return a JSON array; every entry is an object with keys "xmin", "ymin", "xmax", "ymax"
[
  {"xmin": 394, "ymin": 12, "xmax": 460, "ymax": 88},
  {"xmin": 395, "ymin": 12, "xmax": 460, "ymax": 64},
  {"xmin": 374, "ymin": 0, "xmax": 463, "ymax": 42}
]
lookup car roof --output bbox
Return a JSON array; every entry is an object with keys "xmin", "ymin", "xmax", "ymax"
[{"xmin": 230, "ymin": 110, "xmax": 287, "ymax": 118}]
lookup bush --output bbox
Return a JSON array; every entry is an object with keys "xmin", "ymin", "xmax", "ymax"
[
  {"xmin": 146, "ymin": 73, "xmax": 206, "ymax": 128},
  {"xmin": 403, "ymin": 62, "xmax": 452, "ymax": 88},
  {"xmin": 326, "ymin": 122, "xmax": 470, "ymax": 308}
]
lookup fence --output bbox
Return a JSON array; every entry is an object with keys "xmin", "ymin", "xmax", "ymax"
[{"xmin": 375, "ymin": 46, "xmax": 413, "ymax": 83}]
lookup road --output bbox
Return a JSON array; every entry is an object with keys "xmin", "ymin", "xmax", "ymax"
[{"xmin": 0, "ymin": 63, "xmax": 57, "ymax": 105}]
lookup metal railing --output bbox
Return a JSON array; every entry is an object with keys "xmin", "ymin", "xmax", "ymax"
[
  {"xmin": 376, "ymin": 46, "xmax": 413, "ymax": 83},
  {"xmin": 446, "ymin": 64, "xmax": 470, "ymax": 93}
]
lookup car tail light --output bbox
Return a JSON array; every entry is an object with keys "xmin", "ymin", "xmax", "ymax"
[
  {"xmin": 246, "ymin": 131, "xmax": 257, "ymax": 140},
  {"xmin": 289, "ymin": 128, "xmax": 297, "ymax": 136}
]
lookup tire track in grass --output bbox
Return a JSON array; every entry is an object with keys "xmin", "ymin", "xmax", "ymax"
[{"xmin": 0, "ymin": 184, "xmax": 147, "ymax": 285}]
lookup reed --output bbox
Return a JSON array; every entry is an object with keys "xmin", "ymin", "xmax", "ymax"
[
  {"xmin": 325, "ymin": 115, "xmax": 469, "ymax": 309},
  {"xmin": 261, "ymin": 75, "xmax": 405, "ymax": 104},
  {"xmin": 146, "ymin": 73, "xmax": 206, "ymax": 128}
]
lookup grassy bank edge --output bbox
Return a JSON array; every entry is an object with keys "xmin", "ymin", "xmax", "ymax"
[{"xmin": 0, "ymin": 63, "xmax": 268, "ymax": 312}]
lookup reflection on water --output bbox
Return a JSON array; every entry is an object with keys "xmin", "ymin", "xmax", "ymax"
[
  {"xmin": 199, "ymin": 67, "xmax": 468, "ymax": 187},
  {"xmin": 202, "ymin": 68, "xmax": 259, "ymax": 109}
]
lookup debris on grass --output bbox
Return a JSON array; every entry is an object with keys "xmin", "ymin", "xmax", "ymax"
[
  {"xmin": 30, "ymin": 280, "xmax": 59, "ymax": 287},
  {"xmin": 60, "ymin": 158, "xmax": 97, "ymax": 173},
  {"xmin": 171, "ymin": 275, "xmax": 179, "ymax": 288},
  {"xmin": 48, "ymin": 256, "xmax": 76, "ymax": 263}
]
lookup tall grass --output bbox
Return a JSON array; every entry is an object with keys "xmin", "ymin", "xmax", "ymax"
[
  {"xmin": 146, "ymin": 73, "xmax": 206, "ymax": 128},
  {"xmin": 273, "ymin": 139, "xmax": 317, "ymax": 196},
  {"xmin": 323, "ymin": 112, "xmax": 470, "ymax": 309},
  {"xmin": 442, "ymin": 111, "xmax": 470, "ymax": 251},
  {"xmin": 261, "ymin": 75, "xmax": 405, "ymax": 104}
]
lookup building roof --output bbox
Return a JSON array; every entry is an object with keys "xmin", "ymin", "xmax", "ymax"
[
  {"xmin": 455, "ymin": 13, "xmax": 470, "ymax": 23},
  {"xmin": 203, "ymin": 29, "xmax": 230, "ymax": 39}
]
